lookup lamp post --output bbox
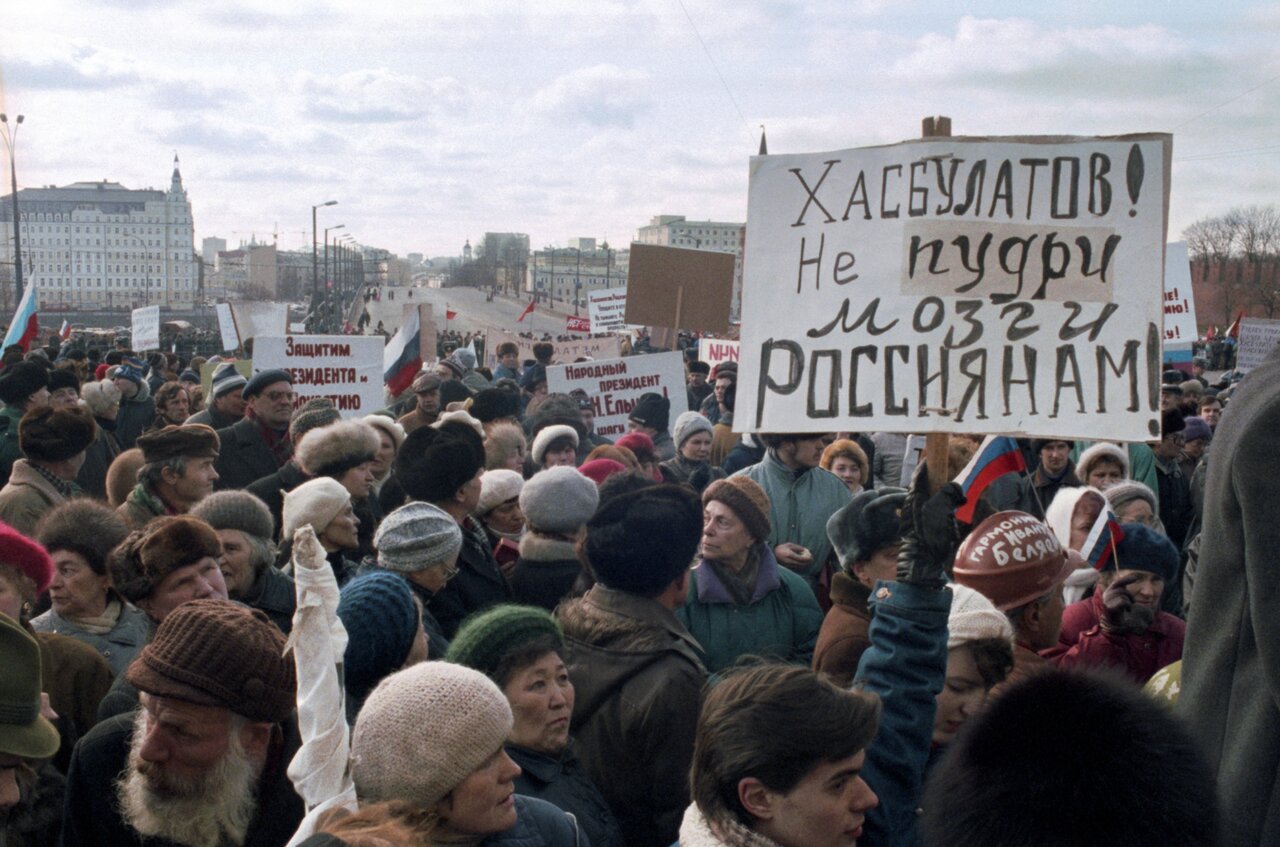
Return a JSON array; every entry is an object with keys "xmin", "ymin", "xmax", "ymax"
[
  {"xmin": 573, "ymin": 247, "xmax": 582, "ymax": 316},
  {"xmin": 0, "ymin": 114, "xmax": 24, "ymax": 301},
  {"xmin": 324, "ymin": 223, "xmax": 345, "ymax": 296},
  {"xmin": 311, "ymin": 200, "xmax": 337, "ymax": 308}
]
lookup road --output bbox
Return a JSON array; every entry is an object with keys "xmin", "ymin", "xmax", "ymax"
[{"xmin": 356, "ymin": 286, "xmax": 576, "ymax": 337}]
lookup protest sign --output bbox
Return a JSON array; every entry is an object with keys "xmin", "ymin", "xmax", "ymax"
[
  {"xmin": 253, "ymin": 335, "xmax": 384, "ymax": 417},
  {"xmin": 625, "ymin": 244, "xmax": 735, "ymax": 334},
  {"xmin": 1236, "ymin": 318, "xmax": 1280, "ymax": 373},
  {"xmin": 588, "ymin": 288, "xmax": 632, "ymax": 332},
  {"xmin": 738, "ymin": 133, "xmax": 1172, "ymax": 441},
  {"xmin": 214, "ymin": 303, "xmax": 240, "ymax": 352},
  {"xmin": 566, "ymin": 316, "xmax": 591, "ymax": 334},
  {"xmin": 199, "ymin": 359, "xmax": 252, "ymax": 400},
  {"xmin": 699, "ymin": 338, "xmax": 740, "ymax": 370},
  {"xmin": 131, "ymin": 305, "xmax": 160, "ymax": 352},
  {"xmin": 483, "ymin": 327, "xmax": 621, "ymax": 369},
  {"xmin": 1162, "ymin": 242, "xmax": 1197, "ymax": 365},
  {"xmin": 231, "ymin": 302, "xmax": 288, "ymax": 343},
  {"xmin": 547, "ymin": 351, "xmax": 686, "ymax": 438}
]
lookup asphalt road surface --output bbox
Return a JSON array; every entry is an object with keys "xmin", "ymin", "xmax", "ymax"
[{"xmin": 357, "ymin": 286, "xmax": 575, "ymax": 337}]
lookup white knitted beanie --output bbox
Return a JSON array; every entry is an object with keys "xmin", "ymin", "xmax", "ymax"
[
  {"xmin": 947, "ymin": 583, "xmax": 1014, "ymax": 649},
  {"xmin": 531, "ymin": 424, "xmax": 579, "ymax": 465},
  {"xmin": 281, "ymin": 477, "xmax": 351, "ymax": 540},
  {"xmin": 1076, "ymin": 443, "xmax": 1130, "ymax": 485},
  {"xmin": 351, "ymin": 662, "xmax": 514, "ymax": 808},
  {"xmin": 477, "ymin": 469, "xmax": 524, "ymax": 516}
]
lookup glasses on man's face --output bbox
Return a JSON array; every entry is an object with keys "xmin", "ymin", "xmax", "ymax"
[
  {"xmin": 441, "ymin": 561, "xmax": 460, "ymax": 582},
  {"xmin": 264, "ymin": 390, "xmax": 296, "ymax": 403}
]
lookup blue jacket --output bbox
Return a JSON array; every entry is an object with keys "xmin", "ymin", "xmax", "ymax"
[
  {"xmin": 854, "ymin": 581, "xmax": 950, "ymax": 847},
  {"xmin": 486, "ymin": 795, "xmax": 590, "ymax": 846}
]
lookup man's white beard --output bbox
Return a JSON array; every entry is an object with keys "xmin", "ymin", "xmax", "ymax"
[{"xmin": 117, "ymin": 710, "xmax": 262, "ymax": 847}]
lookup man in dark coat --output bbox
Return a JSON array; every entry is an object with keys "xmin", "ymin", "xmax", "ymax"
[
  {"xmin": 214, "ymin": 369, "xmax": 295, "ymax": 491},
  {"xmin": 246, "ymin": 398, "xmax": 341, "ymax": 534},
  {"xmin": 110, "ymin": 357, "xmax": 156, "ymax": 451},
  {"xmin": 1181, "ymin": 342, "xmax": 1280, "ymax": 847},
  {"xmin": 186, "ymin": 362, "xmax": 247, "ymax": 430},
  {"xmin": 1152, "ymin": 409, "xmax": 1194, "ymax": 549}
]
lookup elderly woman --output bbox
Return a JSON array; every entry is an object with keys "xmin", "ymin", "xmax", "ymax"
[
  {"xmin": 76, "ymin": 378, "xmax": 123, "ymax": 500},
  {"xmin": 30, "ymin": 499, "xmax": 149, "ymax": 675},
  {"xmin": 476, "ymin": 469, "xmax": 525, "ymax": 577},
  {"xmin": 1045, "ymin": 486, "xmax": 1112, "ymax": 605},
  {"xmin": 363, "ymin": 414, "xmax": 406, "ymax": 497},
  {"xmin": 447, "ymin": 605, "xmax": 625, "ymax": 847},
  {"xmin": 295, "ymin": 418, "xmax": 384, "ymax": 559},
  {"xmin": 148, "ymin": 380, "xmax": 191, "ymax": 430},
  {"xmin": 510, "ymin": 466, "xmax": 598, "ymax": 611},
  {"xmin": 659, "ymin": 411, "xmax": 726, "ymax": 493},
  {"xmin": 677, "ymin": 477, "xmax": 824, "ymax": 673},
  {"xmin": 350, "ymin": 662, "xmax": 583, "ymax": 845},
  {"xmin": 1105, "ymin": 480, "xmax": 1164, "ymax": 530},
  {"xmin": 1076, "ymin": 442, "xmax": 1130, "ymax": 491},
  {"xmin": 369, "ymin": 500, "xmax": 464, "ymax": 658},
  {"xmin": 281, "ymin": 477, "xmax": 361, "ymax": 585},
  {"xmin": 484, "ymin": 421, "xmax": 528, "ymax": 472},
  {"xmin": 820, "ymin": 438, "xmax": 870, "ymax": 494},
  {"xmin": 190, "ymin": 490, "xmax": 295, "ymax": 633}
]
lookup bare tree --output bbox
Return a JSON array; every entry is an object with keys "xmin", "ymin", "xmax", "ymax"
[{"xmin": 1184, "ymin": 204, "xmax": 1280, "ymax": 322}]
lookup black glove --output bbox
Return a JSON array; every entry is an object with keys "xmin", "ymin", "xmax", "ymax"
[
  {"xmin": 1100, "ymin": 573, "xmax": 1155, "ymax": 634},
  {"xmin": 896, "ymin": 459, "xmax": 967, "ymax": 590}
]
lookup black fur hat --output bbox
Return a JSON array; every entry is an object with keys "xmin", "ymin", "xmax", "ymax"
[
  {"xmin": 826, "ymin": 488, "xmax": 907, "ymax": 569},
  {"xmin": 395, "ymin": 419, "xmax": 484, "ymax": 503},
  {"xmin": 585, "ymin": 484, "xmax": 701, "ymax": 597}
]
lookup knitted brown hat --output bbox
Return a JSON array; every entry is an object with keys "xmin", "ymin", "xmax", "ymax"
[
  {"xmin": 136, "ymin": 424, "xmax": 220, "ymax": 464},
  {"xmin": 120, "ymin": 516, "xmax": 224, "ymax": 600},
  {"xmin": 18, "ymin": 404, "xmax": 97, "ymax": 462},
  {"xmin": 126, "ymin": 598, "xmax": 296, "ymax": 723},
  {"xmin": 702, "ymin": 477, "xmax": 772, "ymax": 541}
]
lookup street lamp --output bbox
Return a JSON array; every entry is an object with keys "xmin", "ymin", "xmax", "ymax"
[
  {"xmin": 0, "ymin": 114, "xmax": 24, "ymax": 301},
  {"xmin": 324, "ymin": 223, "xmax": 345, "ymax": 298},
  {"xmin": 311, "ymin": 199, "xmax": 337, "ymax": 308}
]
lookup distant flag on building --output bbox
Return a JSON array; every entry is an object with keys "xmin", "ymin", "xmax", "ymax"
[
  {"xmin": 446, "ymin": 309, "xmax": 458, "ymax": 321},
  {"xmin": 952, "ymin": 435, "xmax": 1027, "ymax": 524},
  {"xmin": 2, "ymin": 283, "xmax": 40, "ymax": 353},
  {"xmin": 1226, "ymin": 311, "xmax": 1244, "ymax": 339},
  {"xmin": 383, "ymin": 307, "xmax": 422, "ymax": 397},
  {"xmin": 59, "ymin": 319, "xmax": 71, "ymax": 341},
  {"xmin": 1205, "ymin": 325, "xmax": 1216, "ymax": 341},
  {"xmin": 1082, "ymin": 508, "xmax": 1126, "ymax": 572},
  {"xmin": 517, "ymin": 300, "xmax": 535, "ymax": 323}
]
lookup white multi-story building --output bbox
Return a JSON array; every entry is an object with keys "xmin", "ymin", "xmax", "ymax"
[
  {"xmin": 0, "ymin": 157, "xmax": 198, "ymax": 312},
  {"xmin": 529, "ymin": 241, "xmax": 629, "ymax": 309},
  {"xmin": 635, "ymin": 215, "xmax": 745, "ymax": 320}
]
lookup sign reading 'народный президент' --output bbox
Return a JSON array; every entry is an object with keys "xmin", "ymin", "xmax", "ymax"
[{"xmin": 737, "ymin": 133, "xmax": 1172, "ymax": 441}]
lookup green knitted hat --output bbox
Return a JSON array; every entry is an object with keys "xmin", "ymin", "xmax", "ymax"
[{"xmin": 446, "ymin": 604, "xmax": 565, "ymax": 683}]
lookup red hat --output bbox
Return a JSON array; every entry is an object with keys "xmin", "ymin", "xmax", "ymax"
[
  {"xmin": 579, "ymin": 458, "xmax": 627, "ymax": 486},
  {"xmin": 0, "ymin": 521, "xmax": 54, "ymax": 595},
  {"xmin": 94, "ymin": 363, "xmax": 111, "ymax": 381}
]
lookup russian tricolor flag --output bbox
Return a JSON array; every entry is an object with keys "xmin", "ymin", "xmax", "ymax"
[
  {"xmin": 383, "ymin": 308, "xmax": 422, "ymax": 397},
  {"xmin": 952, "ymin": 435, "xmax": 1026, "ymax": 524},
  {"xmin": 2, "ymin": 282, "xmax": 39, "ymax": 353},
  {"xmin": 1082, "ymin": 509, "xmax": 1125, "ymax": 571}
]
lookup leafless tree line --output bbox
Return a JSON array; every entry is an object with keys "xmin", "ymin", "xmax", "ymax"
[{"xmin": 1184, "ymin": 204, "xmax": 1280, "ymax": 321}]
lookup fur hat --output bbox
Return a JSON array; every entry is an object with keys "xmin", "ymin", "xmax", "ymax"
[
  {"xmin": 469, "ymin": 388, "xmax": 519, "ymax": 423},
  {"xmin": 243, "ymin": 368, "xmax": 292, "ymax": 399},
  {"xmin": 374, "ymin": 502, "xmax": 463, "ymax": 573},
  {"xmin": 431, "ymin": 409, "xmax": 484, "ymax": 438},
  {"xmin": 18, "ymin": 405, "xmax": 97, "ymax": 463},
  {"xmin": 47, "ymin": 368, "xmax": 80, "ymax": 395},
  {"xmin": 351, "ymin": 662, "xmax": 513, "ymax": 808},
  {"xmin": 295, "ymin": 419, "xmax": 380, "ymax": 478},
  {"xmin": 396, "ymin": 421, "xmax": 485, "ymax": 504},
  {"xmin": 0, "ymin": 521, "xmax": 54, "ymax": 595},
  {"xmin": 483, "ymin": 422, "xmax": 527, "ymax": 472},
  {"xmin": 578, "ymin": 458, "xmax": 628, "ymax": 486},
  {"xmin": 1113, "ymin": 523, "xmax": 1180, "ymax": 583},
  {"xmin": 189, "ymin": 490, "xmax": 276, "ymax": 542},
  {"xmin": 363, "ymin": 414, "xmax": 406, "ymax": 451},
  {"xmin": 531, "ymin": 424, "xmax": 579, "ymax": 465},
  {"xmin": 710, "ymin": 361, "xmax": 737, "ymax": 382},
  {"xmin": 947, "ymin": 584, "xmax": 1014, "ymax": 649},
  {"xmin": 289, "ymin": 397, "xmax": 341, "ymax": 442},
  {"xmin": 1161, "ymin": 408, "xmax": 1185, "ymax": 436},
  {"xmin": 827, "ymin": 488, "xmax": 907, "ymax": 568},
  {"xmin": 1076, "ymin": 443, "xmax": 1130, "ymax": 483},
  {"xmin": 521, "ymin": 465, "xmax": 599, "ymax": 534},
  {"xmin": 0, "ymin": 362, "xmax": 50, "ymax": 406},
  {"xmin": 477, "ymin": 469, "xmax": 523, "ymax": 516},
  {"xmin": 672, "ymin": 410, "xmax": 713, "ymax": 448},
  {"xmin": 106, "ymin": 448, "xmax": 145, "ymax": 507},
  {"xmin": 703, "ymin": 477, "xmax": 772, "ymax": 542},
  {"xmin": 136, "ymin": 424, "xmax": 220, "ymax": 464},
  {"xmin": 339, "ymin": 571, "xmax": 420, "ymax": 719},
  {"xmin": 209, "ymin": 362, "xmax": 247, "ymax": 399},
  {"xmin": 80, "ymin": 378, "xmax": 122, "ymax": 418},
  {"xmin": 282, "ymin": 477, "xmax": 351, "ymax": 541},
  {"xmin": 136, "ymin": 516, "xmax": 224, "ymax": 584},
  {"xmin": 585, "ymin": 484, "xmax": 701, "ymax": 596},
  {"xmin": 439, "ymin": 378, "xmax": 472, "ymax": 406},
  {"xmin": 446, "ymin": 604, "xmax": 564, "ymax": 682},
  {"xmin": 629, "ymin": 392, "xmax": 670, "ymax": 432},
  {"xmin": 34, "ymin": 499, "xmax": 129, "ymax": 576},
  {"xmin": 921, "ymin": 669, "xmax": 1218, "ymax": 847}
]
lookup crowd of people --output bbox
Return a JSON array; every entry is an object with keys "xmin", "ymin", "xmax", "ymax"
[{"xmin": 0, "ymin": 324, "xmax": 1274, "ymax": 847}]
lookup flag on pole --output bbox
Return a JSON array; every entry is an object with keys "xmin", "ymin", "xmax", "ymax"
[
  {"xmin": 1226, "ymin": 311, "xmax": 1243, "ymax": 339},
  {"xmin": 952, "ymin": 435, "xmax": 1027, "ymax": 524},
  {"xmin": 446, "ymin": 309, "xmax": 458, "ymax": 321},
  {"xmin": 59, "ymin": 319, "xmax": 71, "ymax": 341},
  {"xmin": 1205, "ymin": 325, "xmax": 1216, "ymax": 341},
  {"xmin": 517, "ymin": 300, "xmax": 535, "ymax": 323},
  {"xmin": 383, "ymin": 307, "xmax": 422, "ymax": 396},
  {"xmin": 1081, "ymin": 507, "xmax": 1125, "ymax": 571},
  {"xmin": 2, "ymin": 283, "xmax": 39, "ymax": 353}
]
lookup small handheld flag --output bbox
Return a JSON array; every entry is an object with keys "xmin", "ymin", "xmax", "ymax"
[
  {"xmin": 952, "ymin": 435, "xmax": 1026, "ymax": 524},
  {"xmin": 1082, "ymin": 508, "xmax": 1125, "ymax": 571}
]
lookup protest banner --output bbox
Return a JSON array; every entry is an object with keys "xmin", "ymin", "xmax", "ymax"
[
  {"xmin": 625, "ymin": 244, "xmax": 735, "ymax": 334},
  {"xmin": 253, "ymin": 335, "xmax": 384, "ymax": 417},
  {"xmin": 1162, "ymin": 242, "xmax": 1197, "ymax": 365},
  {"xmin": 1236, "ymin": 318, "xmax": 1280, "ymax": 373},
  {"xmin": 199, "ymin": 359, "xmax": 252, "ymax": 400},
  {"xmin": 547, "ymin": 351, "xmax": 686, "ymax": 438},
  {"xmin": 566, "ymin": 316, "xmax": 591, "ymax": 334},
  {"xmin": 214, "ymin": 303, "xmax": 240, "ymax": 352},
  {"xmin": 231, "ymin": 302, "xmax": 289, "ymax": 343},
  {"xmin": 131, "ymin": 305, "xmax": 160, "ymax": 352},
  {"xmin": 483, "ymin": 327, "xmax": 621, "ymax": 369},
  {"xmin": 588, "ymin": 288, "xmax": 632, "ymax": 332},
  {"xmin": 699, "ymin": 338, "xmax": 740, "ymax": 370},
  {"xmin": 737, "ymin": 133, "xmax": 1172, "ymax": 441}
]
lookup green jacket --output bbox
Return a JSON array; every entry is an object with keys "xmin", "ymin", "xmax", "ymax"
[{"xmin": 0, "ymin": 405, "xmax": 26, "ymax": 487}]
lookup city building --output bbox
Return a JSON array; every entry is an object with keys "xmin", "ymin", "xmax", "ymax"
[
  {"xmin": 202, "ymin": 236, "xmax": 227, "ymax": 268},
  {"xmin": 0, "ymin": 157, "xmax": 198, "ymax": 312},
  {"xmin": 529, "ymin": 240, "xmax": 629, "ymax": 310},
  {"xmin": 635, "ymin": 214, "xmax": 745, "ymax": 320}
]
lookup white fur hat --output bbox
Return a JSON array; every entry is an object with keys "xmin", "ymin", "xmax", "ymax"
[
  {"xmin": 363, "ymin": 414, "xmax": 406, "ymax": 451},
  {"xmin": 531, "ymin": 424, "xmax": 579, "ymax": 465},
  {"xmin": 1076, "ymin": 443, "xmax": 1130, "ymax": 485},
  {"xmin": 947, "ymin": 584, "xmax": 1014, "ymax": 649},
  {"xmin": 281, "ymin": 477, "xmax": 351, "ymax": 541}
]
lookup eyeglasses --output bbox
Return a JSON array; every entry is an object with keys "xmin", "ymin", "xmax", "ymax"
[
  {"xmin": 441, "ymin": 561, "xmax": 460, "ymax": 582},
  {"xmin": 264, "ymin": 390, "xmax": 297, "ymax": 403}
]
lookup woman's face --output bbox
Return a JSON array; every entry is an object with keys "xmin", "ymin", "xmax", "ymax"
[
  {"xmin": 829, "ymin": 457, "xmax": 863, "ymax": 492},
  {"xmin": 215, "ymin": 529, "xmax": 257, "ymax": 598},
  {"xmin": 701, "ymin": 500, "xmax": 755, "ymax": 566},
  {"xmin": 1068, "ymin": 492, "xmax": 1105, "ymax": 552},
  {"xmin": 543, "ymin": 441, "xmax": 577, "ymax": 469},
  {"xmin": 1085, "ymin": 459, "xmax": 1125, "ymax": 491},
  {"xmin": 338, "ymin": 462, "xmax": 376, "ymax": 500},
  {"xmin": 680, "ymin": 431, "xmax": 712, "ymax": 463},
  {"xmin": 436, "ymin": 747, "xmax": 521, "ymax": 836},
  {"xmin": 503, "ymin": 651, "xmax": 574, "ymax": 756},
  {"xmin": 405, "ymin": 551, "xmax": 459, "ymax": 596},
  {"xmin": 1115, "ymin": 498, "xmax": 1156, "ymax": 529},
  {"xmin": 755, "ymin": 750, "xmax": 878, "ymax": 847},
  {"xmin": 320, "ymin": 502, "xmax": 360, "ymax": 552},
  {"xmin": 933, "ymin": 645, "xmax": 989, "ymax": 745},
  {"xmin": 48, "ymin": 550, "xmax": 110, "ymax": 620},
  {"xmin": 371, "ymin": 431, "xmax": 396, "ymax": 479},
  {"xmin": 485, "ymin": 498, "xmax": 524, "ymax": 536}
]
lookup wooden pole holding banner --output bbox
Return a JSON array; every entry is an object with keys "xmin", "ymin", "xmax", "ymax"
[{"xmin": 922, "ymin": 116, "xmax": 952, "ymax": 494}]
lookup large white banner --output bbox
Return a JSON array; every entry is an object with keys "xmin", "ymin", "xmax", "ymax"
[
  {"xmin": 484, "ymin": 327, "xmax": 621, "ymax": 369},
  {"xmin": 547, "ymin": 351, "xmax": 686, "ymax": 439},
  {"xmin": 232, "ymin": 301, "xmax": 289, "ymax": 343},
  {"xmin": 739, "ymin": 134, "xmax": 1172, "ymax": 441},
  {"xmin": 1236, "ymin": 318, "xmax": 1280, "ymax": 373},
  {"xmin": 253, "ymin": 335, "xmax": 384, "ymax": 418},
  {"xmin": 1163, "ymin": 242, "xmax": 1197, "ymax": 363},
  {"xmin": 215, "ymin": 303, "xmax": 240, "ymax": 352},
  {"xmin": 131, "ymin": 305, "xmax": 160, "ymax": 352},
  {"xmin": 588, "ymin": 288, "xmax": 632, "ymax": 332}
]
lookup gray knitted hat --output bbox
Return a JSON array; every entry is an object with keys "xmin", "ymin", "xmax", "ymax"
[
  {"xmin": 520, "ymin": 465, "xmax": 599, "ymax": 534},
  {"xmin": 289, "ymin": 397, "xmax": 341, "ymax": 442},
  {"xmin": 190, "ymin": 490, "xmax": 276, "ymax": 542},
  {"xmin": 210, "ymin": 362, "xmax": 247, "ymax": 399},
  {"xmin": 374, "ymin": 502, "xmax": 463, "ymax": 572},
  {"xmin": 671, "ymin": 410, "xmax": 713, "ymax": 448}
]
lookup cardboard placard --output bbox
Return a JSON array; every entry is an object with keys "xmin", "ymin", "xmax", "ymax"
[
  {"xmin": 253, "ymin": 335, "xmax": 385, "ymax": 418},
  {"xmin": 1236, "ymin": 318, "xmax": 1280, "ymax": 373},
  {"xmin": 1163, "ymin": 242, "xmax": 1197, "ymax": 364},
  {"xmin": 738, "ymin": 133, "xmax": 1172, "ymax": 440},
  {"xmin": 547, "ymin": 351, "xmax": 686, "ymax": 438},
  {"xmin": 483, "ymin": 327, "xmax": 621, "ymax": 369},
  {"xmin": 214, "ymin": 303, "xmax": 240, "ymax": 353},
  {"xmin": 588, "ymin": 287, "xmax": 632, "ymax": 332},
  {"xmin": 624, "ymin": 243, "xmax": 735, "ymax": 334},
  {"xmin": 698, "ymin": 338, "xmax": 740, "ymax": 369},
  {"xmin": 131, "ymin": 305, "xmax": 160, "ymax": 352},
  {"xmin": 231, "ymin": 302, "xmax": 289, "ymax": 343}
]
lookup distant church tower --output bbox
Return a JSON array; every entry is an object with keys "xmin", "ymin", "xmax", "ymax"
[{"xmin": 463, "ymin": 239, "xmax": 472, "ymax": 263}]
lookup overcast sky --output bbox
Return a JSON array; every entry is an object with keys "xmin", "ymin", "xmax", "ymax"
[{"xmin": 2, "ymin": 1, "xmax": 1277, "ymax": 259}]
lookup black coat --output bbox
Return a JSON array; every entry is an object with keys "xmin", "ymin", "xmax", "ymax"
[
  {"xmin": 61, "ymin": 713, "xmax": 305, "ymax": 847},
  {"xmin": 242, "ymin": 562, "xmax": 297, "ymax": 634},
  {"xmin": 215, "ymin": 417, "xmax": 287, "ymax": 492},
  {"xmin": 247, "ymin": 460, "xmax": 311, "ymax": 541},
  {"xmin": 428, "ymin": 518, "xmax": 511, "ymax": 638},
  {"xmin": 510, "ymin": 743, "xmax": 625, "ymax": 847},
  {"xmin": 510, "ymin": 535, "xmax": 585, "ymax": 612}
]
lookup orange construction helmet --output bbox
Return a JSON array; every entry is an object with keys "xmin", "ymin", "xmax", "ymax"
[{"xmin": 953, "ymin": 511, "xmax": 1073, "ymax": 611}]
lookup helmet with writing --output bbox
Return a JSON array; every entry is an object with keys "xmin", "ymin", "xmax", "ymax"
[{"xmin": 953, "ymin": 511, "xmax": 1073, "ymax": 611}]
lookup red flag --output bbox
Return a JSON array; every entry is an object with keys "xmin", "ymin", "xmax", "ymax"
[
  {"xmin": 1205, "ymin": 325, "xmax": 1216, "ymax": 341},
  {"xmin": 517, "ymin": 300, "xmax": 535, "ymax": 323},
  {"xmin": 446, "ymin": 309, "xmax": 458, "ymax": 321},
  {"xmin": 1226, "ymin": 311, "xmax": 1243, "ymax": 339}
]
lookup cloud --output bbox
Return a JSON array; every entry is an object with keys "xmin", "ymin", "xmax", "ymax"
[
  {"xmin": 529, "ymin": 64, "xmax": 653, "ymax": 127},
  {"xmin": 4, "ymin": 42, "xmax": 140, "ymax": 91},
  {"xmin": 297, "ymin": 68, "xmax": 465, "ymax": 124},
  {"xmin": 149, "ymin": 79, "xmax": 236, "ymax": 111},
  {"xmin": 157, "ymin": 119, "xmax": 272, "ymax": 154}
]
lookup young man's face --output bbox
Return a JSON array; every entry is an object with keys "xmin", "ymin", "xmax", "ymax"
[
  {"xmin": 1039, "ymin": 442, "xmax": 1071, "ymax": 475},
  {"xmin": 755, "ymin": 750, "xmax": 878, "ymax": 847}
]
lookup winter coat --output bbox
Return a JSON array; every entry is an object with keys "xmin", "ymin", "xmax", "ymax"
[
  {"xmin": 659, "ymin": 455, "xmax": 725, "ymax": 493},
  {"xmin": 990, "ymin": 641, "xmax": 1050, "ymax": 700},
  {"xmin": 855, "ymin": 581, "xmax": 950, "ymax": 847},
  {"xmin": 76, "ymin": 422, "xmax": 120, "ymax": 500},
  {"xmin": 0, "ymin": 404, "xmax": 25, "ymax": 487},
  {"xmin": 239, "ymin": 561, "xmax": 297, "ymax": 634},
  {"xmin": 113, "ymin": 381, "xmax": 155, "ymax": 450},
  {"xmin": 395, "ymin": 406, "xmax": 437, "ymax": 434},
  {"xmin": 557, "ymin": 584, "xmax": 706, "ymax": 847},
  {"xmin": 510, "ymin": 534, "xmax": 585, "ymax": 612},
  {"xmin": 185, "ymin": 404, "xmax": 239, "ymax": 430},
  {"xmin": 1009, "ymin": 462, "xmax": 1081, "ymax": 520},
  {"xmin": 510, "ymin": 742, "xmax": 625, "ymax": 847},
  {"xmin": 61, "ymin": 712, "xmax": 305, "ymax": 847},
  {"xmin": 871, "ymin": 432, "xmax": 908, "ymax": 492},
  {"xmin": 734, "ymin": 451, "xmax": 852, "ymax": 589},
  {"xmin": 116, "ymin": 482, "xmax": 169, "ymax": 531},
  {"xmin": 721, "ymin": 436, "xmax": 764, "ymax": 475},
  {"xmin": 214, "ymin": 416, "xmax": 288, "ymax": 492},
  {"xmin": 246, "ymin": 459, "xmax": 310, "ymax": 541},
  {"xmin": 676, "ymin": 804, "xmax": 782, "ymax": 847},
  {"xmin": 428, "ymin": 516, "xmax": 512, "ymax": 638},
  {"xmin": 1043, "ymin": 590, "xmax": 1185, "ymax": 684},
  {"xmin": 812, "ymin": 572, "xmax": 873, "ymax": 687},
  {"xmin": 484, "ymin": 795, "xmax": 586, "ymax": 847},
  {"xmin": 0, "ymin": 460, "xmax": 70, "ymax": 535},
  {"xmin": 30, "ymin": 597, "xmax": 151, "ymax": 676},
  {"xmin": 34, "ymin": 630, "xmax": 113, "ymax": 757},
  {"xmin": 1154, "ymin": 455, "xmax": 1194, "ymax": 549},
  {"xmin": 677, "ymin": 545, "xmax": 823, "ymax": 674},
  {"xmin": 651, "ymin": 430, "xmax": 677, "ymax": 462}
]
